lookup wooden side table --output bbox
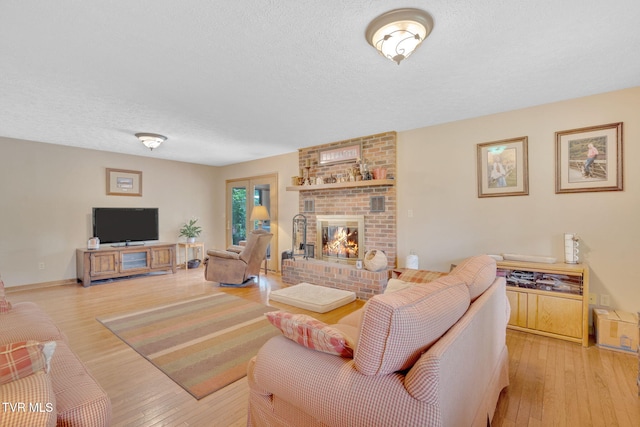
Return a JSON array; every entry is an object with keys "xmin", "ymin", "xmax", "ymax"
[{"xmin": 178, "ymin": 242, "xmax": 205, "ymax": 270}]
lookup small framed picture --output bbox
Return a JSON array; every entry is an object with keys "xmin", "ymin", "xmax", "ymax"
[
  {"xmin": 477, "ymin": 137, "xmax": 529, "ymax": 198},
  {"xmin": 106, "ymin": 168, "xmax": 142, "ymax": 196},
  {"xmin": 555, "ymin": 122, "xmax": 623, "ymax": 193},
  {"xmin": 318, "ymin": 143, "xmax": 362, "ymax": 165}
]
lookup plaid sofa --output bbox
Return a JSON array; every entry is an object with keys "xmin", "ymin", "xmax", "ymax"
[
  {"xmin": 247, "ymin": 255, "xmax": 509, "ymax": 427},
  {"xmin": 0, "ymin": 301, "xmax": 111, "ymax": 426}
]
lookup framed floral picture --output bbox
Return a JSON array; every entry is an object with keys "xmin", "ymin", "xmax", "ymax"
[
  {"xmin": 555, "ymin": 122, "xmax": 623, "ymax": 193},
  {"xmin": 106, "ymin": 168, "xmax": 142, "ymax": 196},
  {"xmin": 477, "ymin": 136, "xmax": 529, "ymax": 198}
]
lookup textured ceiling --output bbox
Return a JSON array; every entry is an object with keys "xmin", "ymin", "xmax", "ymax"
[{"xmin": 1, "ymin": 1, "xmax": 639, "ymax": 166}]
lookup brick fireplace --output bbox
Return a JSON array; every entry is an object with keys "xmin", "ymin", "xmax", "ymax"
[{"xmin": 282, "ymin": 131, "xmax": 397, "ymax": 299}]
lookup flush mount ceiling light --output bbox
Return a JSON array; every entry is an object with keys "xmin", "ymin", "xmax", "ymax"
[
  {"xmin": 365, "ymin": 8, "xmax": 434, "ymax": 65},
  {"xmin": 135, "ymin": 132, "xmax": 166, "ymax": 151}
]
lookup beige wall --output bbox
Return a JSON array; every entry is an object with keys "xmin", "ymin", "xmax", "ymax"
[
  {"xmin": 0, "ymin": 137, "xmax": 219, "ymax": 287},
  {"xmin": 2, "ymin": 87, "xmax": 638, "ymax": 314},
  {"xmin": 397, "ymin": 87, "xmax": 640, "ymax": 312}
]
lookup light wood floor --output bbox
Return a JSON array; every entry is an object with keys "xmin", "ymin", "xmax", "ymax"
[{"xmin": 7, "ymin": 268, "xmax": 639, "ymax": 426}]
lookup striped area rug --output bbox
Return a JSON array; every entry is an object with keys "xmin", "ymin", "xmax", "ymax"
[{"xmin": 97, "ymin": 293, "xmax": 279, "ymax": 399}]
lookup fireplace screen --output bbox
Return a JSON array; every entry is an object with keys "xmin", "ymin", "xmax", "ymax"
[{"xmin": 316, "ymin": 215, "xmax": 364, "ymax": 264}]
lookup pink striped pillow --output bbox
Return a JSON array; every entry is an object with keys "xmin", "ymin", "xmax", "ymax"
[
  {"xmin": 0, "ymin": 278, "xmax": 12, "ymax": 314},
  {"xmin": 265, "ymin": 311, "xmax": 354, "ymax": 357},
  {"xmin": 398, "ymin": 269, "xmax": 447, "ymax": 284},
  {"xmin": 0, "ymin": 340, "xmax": 55, "ymax": 385}
]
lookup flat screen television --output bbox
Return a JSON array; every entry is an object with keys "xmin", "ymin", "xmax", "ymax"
[{"xmin": 92, "ymin": 207, "xmax": 159, "ymax": 245}]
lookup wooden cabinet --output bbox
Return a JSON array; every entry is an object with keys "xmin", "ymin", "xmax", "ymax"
[
  {"xmin": 150, "ymin": 246, "xmax": 176, "ymax": 269},
  {"xmin": 506, "ymin": 290, "xmax": 528, "ymax": 328},
  {"xmin": 77, "ymin": 243, "xmax": 176, "ymax": 287},
  {"xmin": 88, "ymin": 251, "xmax": 119, "ymax": 278},
  {"xmin": 498, "ymin": 261, "xmax": 589, "ymax": 347}
]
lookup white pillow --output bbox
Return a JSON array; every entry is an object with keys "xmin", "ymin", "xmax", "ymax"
[
  {"xmin": 384, "ymin": 278, "xmax": 413, "ymax": 294},
  {"xmin": 41, "ymin": 341, "xmax": 56, "ymax": 373}
]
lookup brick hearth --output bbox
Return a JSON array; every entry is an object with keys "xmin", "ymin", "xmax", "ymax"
[{"xmin": 282, "ymin": 258, "xmax": 388, "ymax": 300}]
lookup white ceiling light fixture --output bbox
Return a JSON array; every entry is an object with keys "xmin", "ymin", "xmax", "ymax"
[
  {"xmin": 135, "ymin": 132, "xmax": 167, "ymax": 151},
  {"xmin": 365, "ymin": 8, "xmax": 434, "ymax": 65}
]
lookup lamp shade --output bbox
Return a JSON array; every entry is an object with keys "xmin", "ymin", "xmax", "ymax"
[
  {"xmin": 365, "ymin": 8, "xmax": 434, "ymax": 65},
  {"xmin": 250, "ymin": 205, "xmax": 270, "ymax": 221}
]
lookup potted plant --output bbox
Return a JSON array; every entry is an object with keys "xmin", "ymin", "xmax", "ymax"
[{"xmin": 179, "ymin": 218, "xmax": 202, "ymax": 243}]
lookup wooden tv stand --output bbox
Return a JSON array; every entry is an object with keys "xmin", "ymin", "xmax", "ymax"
[{"xmin": 76, "ymin": 242, "xmax": 176, "ymax": 287}]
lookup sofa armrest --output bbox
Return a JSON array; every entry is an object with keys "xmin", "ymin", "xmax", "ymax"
[
  {"xmin": 404, "ymin": 277, "xmax": 508, "ymax": 426},
  {"xmin": 249, "ymin": 336, "xmax": 433, "ymax": 426},
  {"xmin": 205, "ymin": 249, "xmax": 240, "ymax": 260},
  {"xmin": 0, "ymin": 371, "xmax": 57, "ymax": 427}
]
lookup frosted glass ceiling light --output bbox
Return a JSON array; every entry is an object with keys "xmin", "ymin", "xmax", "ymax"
[
  {"xmin": 365, "ymin": 8, "xmax": 434, "ymax": 65},
  {"xmin": 135, "ymin": 132, "xmax": 167, "ymax": 151}
]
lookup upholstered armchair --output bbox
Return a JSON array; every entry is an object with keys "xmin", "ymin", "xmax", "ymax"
[{"xmin": 204, "ymin": 229, "xmax": 272, "ymax": 285}]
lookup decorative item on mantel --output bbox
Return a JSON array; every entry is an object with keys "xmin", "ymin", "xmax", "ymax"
[
  {"xmin": 359, "ymin": 158, "xmax": 372, "ymax": 180},
  {"xmin": 372, "ymin": 167, "xmax": 387, "ymax": 180},
  {"xmin": 179, "ymin": 218, "xmax": 202, "ymax": 243},
  {"xmin": 364, "ymin": 249, "xmax": 388, "ymax": 272}
]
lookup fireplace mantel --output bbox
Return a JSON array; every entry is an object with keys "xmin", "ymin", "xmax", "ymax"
[{"xmin": 286, "ymin": 179, "xmax": 395, "ymax": 191}]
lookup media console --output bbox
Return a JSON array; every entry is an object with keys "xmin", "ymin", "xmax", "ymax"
[
  {"xmin": 498, "ymin": 260, "xmax": 589, "ymax": 347},
  {"xmin": 76, "ymin": 242, "xmax": 176, "ymax": 287}
]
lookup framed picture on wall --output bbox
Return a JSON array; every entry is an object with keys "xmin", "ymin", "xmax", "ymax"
[
  {"xmin": 106, "ymin": 168, "xmax": 142, "ymax": 196},
  {"xmin": 477, "ymin": 136, "xmax": 529, "ymax": 198},
  {"xmin": 555, "ymin": 122, "xmax": 623, "ymax": 193},
  {"xmin": 318, "ymin": 143, "xmax": 362, "ymax": 165}
]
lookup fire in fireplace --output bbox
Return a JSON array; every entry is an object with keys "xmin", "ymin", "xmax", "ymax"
[
  {"xmin": 316, "ymin": 215, "xmax": 365, "ymax": 264},
  {"xmin": 324, "ymin": 226, "xmax": 358, "ymax": 258}
]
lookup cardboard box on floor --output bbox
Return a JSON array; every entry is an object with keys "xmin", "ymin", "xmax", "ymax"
[{"xmin": 593, "ymin": 309, "xmax": 639, "ymax": 354}]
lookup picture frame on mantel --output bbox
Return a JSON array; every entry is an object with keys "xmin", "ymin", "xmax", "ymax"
[
  {"xmin": 106, "ymin": 168, "xmax": 142, "ymax": 196},
  {"xmin": 477, "ymin": 136, "xmax": 529, "ymax": 198},
  {"xmin": 318, "ymin": 142, "xmax": 362, "ymax": 165},
  {"xmin": 555, "ymin": 122, "xmax": 623, "ymax": 193}
]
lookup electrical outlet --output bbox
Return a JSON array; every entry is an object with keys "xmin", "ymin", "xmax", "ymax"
[
  {"xmin": 588, "ymin": 293, "xmax": 597, "ymax": 305},
  {"xmin": 408, "ymin": 209, "xmax": 413, "ymax": 218},
  {"xmin": 600, "ymin": 294, "xmax": 610, "ymax": 307},
  {"xmin": 38, "ymin": 262, "xmax": 45, "ymax": 270}
]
